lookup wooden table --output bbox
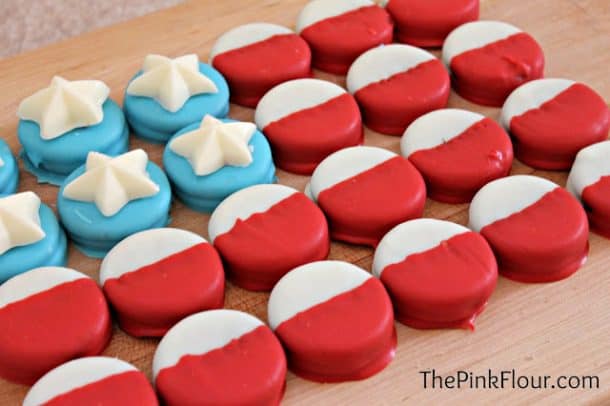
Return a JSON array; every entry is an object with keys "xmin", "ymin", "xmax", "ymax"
[{"xmin": 0, "ymin": 0, "xmax": 608, "ymax": 404}]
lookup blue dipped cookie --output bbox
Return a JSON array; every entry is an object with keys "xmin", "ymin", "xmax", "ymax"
[
  {"xmin": 0, "ymin": 192, "xmax": 67, "ymax": 283},
  {"xmin": 57, "ymin": 149, "xmax": 171, "ymax": 258},
  {"xmin": 124, "ymin": 54, "xmax": 230, "ymax": 143},
  {"xmin": 0, "ymin": 139, "xmax": 18, "ymax": 195},
  {"xmin": 163, "ymin": 115, "xmax": 276, "ymax": 212},
  {"xmin": 17, "ymin": 76, "xmax": 128, "ymax": 186}
]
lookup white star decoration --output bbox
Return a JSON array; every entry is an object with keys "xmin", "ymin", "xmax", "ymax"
[
  {"xmin": 0, "ymin": 192, "xmax": 46, "ymax": 255},
  {"xmin": 170, "ymin": 115, "xmax": 255, "ymax": 176},
  {"xmin": 126, "ymin": 54, "xmax": 218, "ymax": 113},
  {"xmin": 17, "ymin": 76, "xmax": 110, "ymax": 140},
  {"xmin": 63, "ymin": 149, "xmax": 160, "ymax": 217},
  {"xmin": 0, "ymin": 157, "xmax": 4, "ymax": 167}
]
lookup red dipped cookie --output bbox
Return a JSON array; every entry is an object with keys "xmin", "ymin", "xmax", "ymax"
[
  {"xmin": 255, "ymin": 79, "xmax": 363, "ymax": 174},
  {"xmin": 382, "ymin": 0, "xmax": 479, "ymax": 47},
  {"xmin": 401, "ymin": 109, "xmax": 513, "ymax": 203},
  {"xmin": 501, "ymin": 79, "xmax": 610, "ymax": 170},
  {"xmin": 23, "ymin": 357, "xmax": 157, "ymax": 406},
  {"xmin": 296, "ymin": 0, "xmax": 393, "ymax": 74},
  {"xmin": 307, "ymin": 146, "xmax": 426, "ymax": 247},
  {"xmin": 373, "ymin": 219, "xmax": 497, "ymax": 329},
  {"xmin": 209, "ymin": 184, "xmax": 329, "ymax": 291},
  {"xmin": 443, "ymin": 21, "xmax": 545, "ymax": 107},
  {"xmin": 469, "ymin": 175, "xmax": 589, "ymax": 283},
  {"xmin": 0, "ymin": 267, "xmax": 111, "ymax": 385},
  {"xmin": 210, "ymin": 23, "xmax": 311, "ymax": 107},
  {"xmin": 153, "ymin": 310, "xmax": 286, "ymax": 406},
  {"xmin": 567, "ymin": 141, "xmax": 610, "ymax": 239},
  {"xmin": 100, "ymin": 228, "xmax": 225, "ymax": 337},
  {"xmin": 268, "ymin": 260, "xmax": 396, "ymax": 382},
  {"xmin": 346, "ymin": 44, "xmax": 450, "ymax": 135}
]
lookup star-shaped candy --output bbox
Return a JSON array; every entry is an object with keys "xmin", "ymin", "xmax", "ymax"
[
  {"xmin": 170, "ymin": 115, "xmax": 256, "ymax": 176},
  {"xmin": 63, "ymin": 149, "xmax": 160, "ymax": 217},
  {"xmin": 18, "ymin": 76, "xmax": 110, "ymax": 140},
  {"xmin": 0, "ymin": 192, "xmax": 46, "ymax": 255},
  {"xmin": 126, "ymin": 54, "xmax": 218, "ymax": 113}
]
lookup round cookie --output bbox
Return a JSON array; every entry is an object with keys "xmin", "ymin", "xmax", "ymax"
[
  {"xmin": 383, "ymin": 0, "xmax": 479, "ymax": 47},
  {"xmin": 268, "ymin": 260, "xmax": 396, "ymax": 382},
  {"xmin": 0, "ymin": 267, "xmax": 111, "ymax": 385},
  {"xmin": 373, "ymin": 218, "xmax": 497, "ymax": 329},
  {"xmin": 442, "ymin": 21, "xmax": 545, "ymax": 107},
  {"xmin": 296, "ymin": 0, "xmax": 393, "ymax": 74},
  {"xmin": 346, "ymin": 44, "xmax": 450, "ymax": 135},
  {"xmin": 567, "ymin": 141, "xmax": 610, "ymax": 239},
  {"xmin": 307, "ymin": 146, "xmax": 426, "ymax": 247},
  {"xmin": 209, "ymin": 184, "xmax": 329, "ymax": 291},
  {"xmin": 401, "ymin": 109, "xmax": 513, "ymax": 203},
  {"xmin": 101, "ymin": 228, "xmax": 225, "ymax": 337},
  {"xmin": 58, "ymin": 149, "xmax": 171, "ymax": 258},
  {"xmin": 124, "ymin": 54, "xmax": 230, "ymax": 143},
  {"xmin": 469, "ymin": 175, "xmax": 589, "ymax": 283},
  {"xmin": 24, "ymin": 357, "xmax": 157, "ymax": 406},
  {"xmin": 18, "ymin": 76, "xmax": 128, "ymax": 185},
  {"xmin": 501, "ymin": 78, "xmax": 610, "ymax": 170},
  {"xmin": 210, "ymin": 23, "xmax": 312, "ymax": 107},
  {"xmin": 153, "ymin": 310, "xmax": 286, "ymax": 406},
  {"xmin": 0, "ymin": 192, "xmax": 67, "ymax": 284},
  {"xmin": 164, "ymin": 115, "xmax": 276, "ymax": 212},
  {"xmin": 0, "ymin": 139, "xmax": 18, "ymax": 195},
  {"xmin": 255, "ymin": 78, "xmax": 363, "ymax": 174}
]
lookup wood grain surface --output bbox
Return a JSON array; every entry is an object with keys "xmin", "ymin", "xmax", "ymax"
[{"xmin": 0, "ymin": 0, "xmax": 609, "ymax": 404}]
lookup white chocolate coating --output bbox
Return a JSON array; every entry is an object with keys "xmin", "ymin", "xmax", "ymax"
[
  {"xmin": 373, "ymin": 219, "xmax": 470, "ymax": 277},
  {"xmin": 567, "ymin": 140, "xmax": 610, "ymax": 199},
  {"xmin": 0, "ymin": 192, "xmax": 46, "ymax": 255},
  {"xmin": 23, "ymin": 357, "xmax": 138, "ymax": 406},
  {"xmin": 255, "ymin": 79, "xmax": 346, "ymax": 129},
  {"xmin": 210, "ymin": 23, "xmax": 293, "ymax": 61},
  {"xmin": 346, "ymin": 44, "xmax": 436, "ymax": 93},
  {"xmin": 468, "ymin": 175, "xmax": 558, "ymax": 232},
  {"xmin": 153, "ymin": 309, "xmax": 264, "ymax": 380},
  {"xmin": 100, "ymin": 228, "xmax": 207, "ymax": 283},
  {"xmin": 296, "ymin": 0, "xmax": 375, "ymax": 33},
  {"xmin": 268, "ymin": 260, "xmax": 371, "ymax": 330},
  {"xmin": 401, "ymin": 109, "xmax": 485, "ymax": 157},
  {"xmin": 442, "ymin": 21, "xmax": 522, "ymax": 66}
]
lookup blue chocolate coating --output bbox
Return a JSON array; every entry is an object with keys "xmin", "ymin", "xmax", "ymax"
[
  {"xmin": 0, "ymin": 140, "xmax": 19, "ymax": 195},
  {"xmin": 0, "ymin": 201, "xmax": 68, "ymax": 284},
  {"xmin": 18, "ymin": 99, "xmax": 129, "ymax": 186},
  {"xmin": 124, "ymin": 63, "xmax": 230, "ymax": 144},
  {"xmin": 57, "ymin": 161, "xmax": 172, "ymax": 258},
  {"xmin": 163, "ymin": 119, "xmax": 276, "ymax": 213}
]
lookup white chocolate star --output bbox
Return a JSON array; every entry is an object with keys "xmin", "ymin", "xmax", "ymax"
[
  {"xmin": 170, "ymin": 115, "xmax": 255, "ymax": 176},
  {"xmin": 63, "ymin": 149, "xmax": 160, "ymax": 217},
  {"xmin": 17, "ymin": 76, "xmax": 110, "ymax": 140},
  {"xmin": 126, "ymin": 54, "xmax": 218, "ymax": 112},
  {"xmin": 0, "ymin": 192, "xmax": 46, "ymax": 255}
]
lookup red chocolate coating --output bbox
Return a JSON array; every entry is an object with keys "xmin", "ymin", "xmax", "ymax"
[
  {"xmin": 103, "ymin": 243, "xmax": 225, "ymax": 337},
  {"xmin": 275, "ymin": 278, "xmax": 396, "ymax": 382},
  {"xmin": 262, "ymin": 93, "xmax": 363, "ymax": 174},
  {"xmin": 354, "ymin": 59, "xmax": 450, "ymax": 135},
  {"xmin": 45, "ymin": 370, "xmax": 158, "ymax": 406},
  {"xmin": 509, "ymin": 84, "xmax": 610, "ymax": 170},
  {"xmin": 301, "ymin": 5, "xmax": 393, "ymax": 74},
  {"xmin": 0, "ymin": 279, "xmax": 111, "ymax": 385},
  {"xmin": 214, "ymin": 193, "xmax": 330, "ymax": 291},
  {"xmin": 450, "ymin": 32, "xmax": 545, "ymax": 107},
  {"xmin": 212, "ymin": 34, "xmax": 312, "ymax": 107},
  {"xmin": 387, "ymin": 0, "xmax": 479, "ymax": 47},
  {"xmin": 317, "ymin": 156, "xmax": 426, "ymax": 247},
  {"xmin": 409, "ymin": 117, "xmax": 513, "ymax": 203},
  {"xmin": 480, "ymin": 188, "xmax": 589, "ymax": 283},
  {"xmin": 380, "ymin": 231, "xmax": 497, "ymax": 329},
  {"xmin": 156, "ymin": 325, "xmax": 286, "ymax": 406},
  {"xmin": 582, "ymin": 176, "xmax": 610, "ymax": 239}
]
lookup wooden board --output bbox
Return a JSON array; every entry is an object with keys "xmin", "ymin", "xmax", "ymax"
[{"xmin": 0, "ymin": 0, "xmax": 609, "ymax": 404}]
